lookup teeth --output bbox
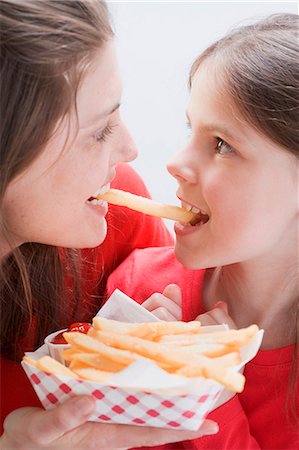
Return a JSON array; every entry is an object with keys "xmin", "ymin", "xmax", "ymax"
[
  {"xmin": 191, "ymin": 206, "xmax": 200, "ymax": 214},
  {"xmin": 182, "ymin": 202, "xmax": 205, "ymax": 216},
  {"xmin": 92, "ymin": 183, "xmax": 110, "ymax": 198},
  {"xmin": 89, "ymin": 199, "xmax": 105, "ymax": 206}
]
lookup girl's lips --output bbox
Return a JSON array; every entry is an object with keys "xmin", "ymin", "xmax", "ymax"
[
  {"xmin": 174, "ymin": 219, "xmax": 206, "ymax": 236},
  {"xmin": 177, "ymin": 195, "xmax": 209, "ymax": 227}
]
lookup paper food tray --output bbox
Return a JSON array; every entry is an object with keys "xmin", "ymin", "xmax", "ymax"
[{"xmin": 22, "ymin": 289, "xmax": 264, "ymax": 430}]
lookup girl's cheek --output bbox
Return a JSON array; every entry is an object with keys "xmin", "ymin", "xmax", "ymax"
[{"xmin": 203, "ymin": 174, "xmax": 228, "ymax": 206}]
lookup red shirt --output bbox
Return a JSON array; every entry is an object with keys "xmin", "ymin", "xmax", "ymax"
[
  {"xmin": 107, "ymin": 246, "xmax": 299, "ymax": 450},
  {"xmin": 0, "ymin": 164, "xmax": 173, "ymax": 432}
]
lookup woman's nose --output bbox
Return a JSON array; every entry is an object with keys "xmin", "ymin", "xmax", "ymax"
[
  {"xmin": 116, "ymin": 124, "xmax": 138, "ymax": 164},
  {"xmin": 167, "ymin": 150, "xmax": 197, "ymax": 185}
]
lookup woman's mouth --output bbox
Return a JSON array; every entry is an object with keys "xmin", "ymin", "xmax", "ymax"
[{"xmin": 87, "ymin": 183, "xmax": 110, "ymax": 206}]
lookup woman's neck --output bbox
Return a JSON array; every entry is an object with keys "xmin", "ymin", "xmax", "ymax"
[{"xmin": 203, "ymin": 258, "xmax": 298, "ymax": 349}]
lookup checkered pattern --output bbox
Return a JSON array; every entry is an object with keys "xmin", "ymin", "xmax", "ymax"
[{"xmin": 22, "ymin": 362, "xmax": 222, "ymax": 430}]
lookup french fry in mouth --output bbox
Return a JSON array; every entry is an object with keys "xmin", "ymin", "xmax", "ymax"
[{"xmin": 96, "ymin": 188, "xmax": 197, "ymax": 223}]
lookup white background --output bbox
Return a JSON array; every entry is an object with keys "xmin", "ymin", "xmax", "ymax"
[{"xmin": 109, "ymin": 1, "xmax": 298, "ymax": 230}]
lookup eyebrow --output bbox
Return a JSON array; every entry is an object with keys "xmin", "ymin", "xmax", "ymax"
[
  {"xmin": 81, "ymin": 102, "xmax": 121, "ymax": 129},
  {"xmin": 185, "ymin": 111, "xmax": 244, "ymax": 145}
]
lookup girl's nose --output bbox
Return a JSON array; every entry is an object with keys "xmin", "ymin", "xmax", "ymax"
[{"xmin": 167, "ymin": 150, "xmax": 197, "ymax": 185}]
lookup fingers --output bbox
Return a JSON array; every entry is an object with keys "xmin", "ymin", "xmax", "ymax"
[
  {"xmin": 4, "ymin": 396, "xmax": 96, "ymax": 446},
  {"xmin": 196, "ymin": 302, "xmax": 237, "ymax": 329},
  {"xmin": 148, "ymin": 306, "xmax": 178, "ymax": 321},
  {"xmin": 36, "ymin": 396, "xmax": 96, "ymax": 444},
  {"xmin": 123, "ymin": 419, "xmax": 219, "ymax": 448},
  {"xmin": 84, "ymin": 419, "xmax": 218, "ymax": 449},
  {"xmin": 162, "ymin": 284, "xmax": 182, "ymax": 307},
  {"xmin": 142, "ymin": 297, "xmax": 181, "ymax": 320},
  {"xmin": 142, "ymin": 284, "xmax": 182, "ymax": 321}
]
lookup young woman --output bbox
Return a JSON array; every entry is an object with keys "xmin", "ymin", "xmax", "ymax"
[
  {"xmin": 0, "ymin": 1, "xmax": 218, "ymax": 448},
  {"xmin": 107, "ymin": 13, "xmax": 299, "ymax": 449}
]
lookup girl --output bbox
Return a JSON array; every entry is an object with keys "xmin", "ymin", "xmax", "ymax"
[
  {"xmin": 107, "ymin": 13, "xmax": 299, "ymax": 449},
  {"xmin": 0, "ymin": 0, "xmax": 217, "ymax": 448}
]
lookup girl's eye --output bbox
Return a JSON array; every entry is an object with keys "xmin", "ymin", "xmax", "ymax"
[
  {"xmin": 216, "ymin": 138, "xmax": 234, "ymax": 155},
  {"xmin": 95, "ymin": 124, "xmax": 115, "ymax": 143}
]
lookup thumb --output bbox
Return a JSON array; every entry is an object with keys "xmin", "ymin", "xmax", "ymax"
[
  {"xmin": 213, "ymin": 301, "xmax": 228, "ymax": 313},
  {"xmin": 162, "ymin": 284, "xmax": 182, "ymax": 307},
  {"xmin": 10, "ymin": 396, "xmax": 96, "ymax": 445}
]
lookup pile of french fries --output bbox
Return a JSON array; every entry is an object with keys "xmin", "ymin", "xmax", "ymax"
[{"xmin": 24, "ymin": 318, "xmax": 259, "ymax": 393}]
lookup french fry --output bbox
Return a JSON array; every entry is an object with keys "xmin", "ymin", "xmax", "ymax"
[
  {"xmin": 92, "ymin": 329, "xmax": 199, "ymax": 368},
  {"xmin": 92, "ymin": 317, "xmax": 202, "ymax": 339},
  {"xmin": 23, "ymin": 318, "xmax": 259, "ymax": 393},
  {"xmin": 69, "ymin": 360, "xmax": 91, "ymax": 371},
  {"xmin": 63, "ymin": 331, "xmax": 145, "ymax": 365},
  {"xmin": 159, "ymin": 325, "xmax": 259, "ymax": 347},
  {"xmin": 73, "ymin": 367, "xmax": 114, "ymax": 383},
  {"xmin": 97, "ymin": 188, "xmax": 197, "ymax": 223},
  {"xmin": 178, "ymin": 343, "xmax": 233, "ymax": 357},
  {"xmin": 91, "ymin": 330, "xmax": 239, "ymax": 373},
  {"xmin": 176, "ymin": 365, "xmax": 245, "ymax": 393},
  {"xmin": 62, "ymin": 348, "xmax": 82, "ymax": 361},
  {"xmin": 68, "ymin": 352, "xmax": 126, "ymax": 372},
  {"xmin": 22, "ymin": 356, "xmax": 38, "ymax": 368},
  {"xmin": 35, "ymin": 356, "xmax": 79, "ymax": 379}
]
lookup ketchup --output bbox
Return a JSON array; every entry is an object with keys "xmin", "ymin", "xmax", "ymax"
[{"xmin": 51, "ymin": 322, "xmax": 92, "ymax": 344}]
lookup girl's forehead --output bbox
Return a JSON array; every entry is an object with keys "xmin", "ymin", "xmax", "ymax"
[
  {"xmin": 190, "ymin": 57, "xmax": 229, "ymax": 99},
  {"xmin": 188, "ymin": 62, "xmax": 238, "ymax": 121},
  {"xmin": 187, "ymin": 62, "xmax": 268, "ymax": 148}
]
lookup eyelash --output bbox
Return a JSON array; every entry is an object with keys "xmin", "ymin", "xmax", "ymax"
[
  {"xmin": 216, "ymin": 138, "xmax": 234, "ymax": 155},
  {"xmin": 95, "ymin": 124, "xmax": 115, "ymax": 143},
  {"xmin": 185, "ymin": 123, "xmax": 234, "ymax": 156}
]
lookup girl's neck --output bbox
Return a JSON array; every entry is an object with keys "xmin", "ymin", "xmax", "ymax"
[{"xmin": 203, "ymin": 259, "xmax": 298, "ymax": 349}]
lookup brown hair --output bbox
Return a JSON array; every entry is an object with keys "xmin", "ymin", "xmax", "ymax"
[
  {"xmin": 0, "ymin": 0, "xmax": 113, "ymax": 360},
  {"xmin": 189, "ymin": 13, "xmax": 298, "ymax": 424},
  {"xmin": 190, "ymin": 14, "xmax": 299, "ymax": 156}
]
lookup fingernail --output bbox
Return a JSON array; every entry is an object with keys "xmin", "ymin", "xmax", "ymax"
[
  {"xmin": 72, "ymin": 396, "xmax": 95, "ymax": 416},
  {"xmin": 214, "ymin": 301, "xmax": 226, "ymax": 309},
  {"xmin": 205, "ymin": 424, "xmax": 219, "ymax": 435}
]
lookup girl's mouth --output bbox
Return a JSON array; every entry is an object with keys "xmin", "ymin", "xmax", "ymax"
[{"xmin": 182, "ymin": 202, "xmax": 209, "ymax": 227}]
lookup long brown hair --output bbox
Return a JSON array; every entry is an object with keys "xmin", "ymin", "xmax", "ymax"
[
  {"xmin": 0, "ymin": 0, "xmax": 113, "ymax": 360},
  {"xmin": 189, "ymin": 13, "xmax": 299, "ymax": 424}
]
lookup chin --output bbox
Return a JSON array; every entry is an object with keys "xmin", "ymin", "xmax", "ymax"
[
  {"xmin": 67, "ymin": 226, "xmax": 107, "ymax": 249},
  {"xmin": 174, "ymin": 245, "xmax": 201, "ymax": 270},
  {"xmin": 174, "ymin": 244, "xmax": 217, "ymax": 271},
  {"xmin": 83, "ymin": 233, "xmax": 107, "ymax": 249}
]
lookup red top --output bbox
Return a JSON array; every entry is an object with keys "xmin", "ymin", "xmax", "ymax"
[
  {"xmin": 107, "ymin": 246, "xmax": 299, "ymax": 450},
  {"xmin": 0, "ymin": 163, "xmax": 173, "ymax": 432}
]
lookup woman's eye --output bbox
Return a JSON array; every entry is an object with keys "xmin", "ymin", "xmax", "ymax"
[
  {"xmin": 186, "ymin": 121, "xmax": 192, "ymax": 136},
  {"xmin": 216, "ymin": 138, "xmax": 234, "ymax": 155},
  {"xmin": 95, "ymin": 124, "xmax": 115, "ymax": 143}
]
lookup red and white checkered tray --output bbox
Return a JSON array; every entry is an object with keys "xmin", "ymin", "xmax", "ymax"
[
  {"xmin": 22, "ymin": 290, "xmax": 264, "ymax": 430},
  {"xmin": 22, "ymin": 359, "xmax": 222, "ymax": 430}
]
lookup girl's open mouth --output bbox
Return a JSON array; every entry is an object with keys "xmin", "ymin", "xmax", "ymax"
[{"xmin": 183, "ymin": 203, "xmax": 209, "ymax": 227}]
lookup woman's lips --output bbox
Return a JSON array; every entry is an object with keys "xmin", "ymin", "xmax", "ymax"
[{"xmin": 88, "ymin": 183, "xmax": 110, "ymax": 203}]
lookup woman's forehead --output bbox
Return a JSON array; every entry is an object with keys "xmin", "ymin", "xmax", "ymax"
[{"xmin": 75, "ymin": 42, "xmax": 122, "ymax": 129}]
